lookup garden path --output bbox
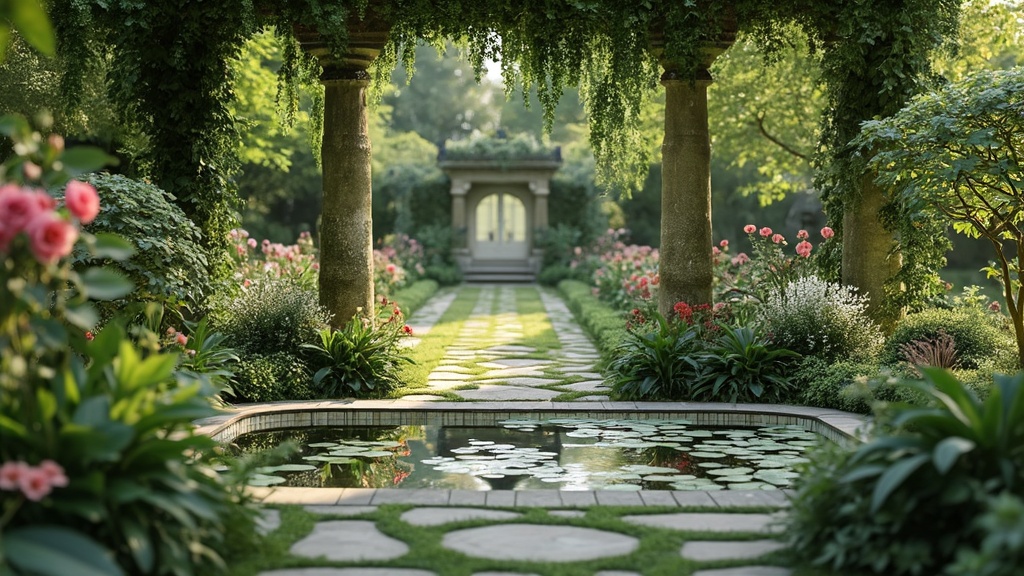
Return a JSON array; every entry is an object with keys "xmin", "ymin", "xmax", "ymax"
[{"xmin": 250, "ymin": 284, "xmax": 796, "ymax": 576}]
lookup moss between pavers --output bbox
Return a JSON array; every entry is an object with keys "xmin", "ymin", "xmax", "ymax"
[{"xmin": 232, "ymin": 504, "xmax": 797, "ymax": 576}]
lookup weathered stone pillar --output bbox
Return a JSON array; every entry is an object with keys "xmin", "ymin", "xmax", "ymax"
[
  {"xmin": 658, "ymin": 69, "xmax": 715, "ymax": 317},
  {"xmin": 295, "ymin": 22, "xmax": 387, "ymax": 327},
  {"xmin": 843, "ymin": 172, "xmax": 902, "ymax": 332},
  {"xmin": 531, "ymin": 180, "xmax": 549, "ymax": 231},
  {"xmin": 319, "ymin": 71, "xmax": 374, "ymax": 326},
  {"xmin": 450, "ymin": 180, "xmax": 470, "ymax": 248}
]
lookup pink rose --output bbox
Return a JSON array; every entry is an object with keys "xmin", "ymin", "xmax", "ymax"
[
  {"xmin": 771, "ymin": 233, "xmax": 784, "ymax": 244},
  {"xmin": 64, "ymin": 181, "xmax": 100, "ymax": 224},
  {"xmin": 26, "ymin": 212, "xmax": 78, "ymax": 264},
  {"xmin": 719, "ymin": 239, "xmax": 729, "ymax": 248},
  {"xmin": 175, "ymin": 333, "xmax": 188, "ymax": 346},
  {"xmin": 247, "ymin": 238, "xmax": 257, "ymax": 248},
  {"xmin": 820, "ymin": 226, "xmax": 835, "ymax": 239},
  {"xmin": 712, "ymin": 246, "xmax": 721, "ymax": 256},
  {"xmin": 0, "ymin": 187, "xmax": 42, "ymax": 234},
  {"xmin": 796, "ymin": 240, "xmax": 813, "ymax": 258},
  {"xmin": 797, "ymin": 229, "xmax": 809, "ymax": 240},
  {"xmin": 18, "ymin": 467, "xmax": 53, "ymax": 501},
  {"xmin": 22, "ymin": 162, "xmax": 42, "ymax": 181},
  {"xmin": 0, "ymin": 461, "xmax": 27, "ymax": 490},
  {"xmin": 37, "ymin": 460, "xmax": 68, "ymax": 488},
  {"xmin": 759, "ymin": 227, "xmax": 772, "ymax": 238},
  {"xmin": 743, "ymin": 224, "xmax": 756, "ymax": 234},
  {"xmin": 386, "ymin": 263, "xmax": 397, "ymax": 274}
]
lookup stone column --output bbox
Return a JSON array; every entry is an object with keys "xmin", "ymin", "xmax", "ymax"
[
  {"xmin": 658, "ymin": 68, "xmax": 714, "ymax": 317},
  {"xmin": 296, "ymin": 22, "xmax": 386, "ymax": 327},
  {"xmin": 450, "ymin": 179, "xmax": 470, "ymax": 248},
  {"xmin": 319, "ymin": 70, "xmax": 374, "ymax": 327},
  {"xmin": 531, "ymin": 180, "xmax": 550, "ymax": 231}
]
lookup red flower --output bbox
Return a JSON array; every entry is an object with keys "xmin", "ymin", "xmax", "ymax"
[
  {"xmin": 85, "ymin": 331, "xmax": 94, "ymax": 341},
  {"xmin": 403, "ymin": 325, "xmax": 413, "ymax": 335},
  {"xmin": 820, "ymin": 226, "xmax": 835, "ymax": 239}
]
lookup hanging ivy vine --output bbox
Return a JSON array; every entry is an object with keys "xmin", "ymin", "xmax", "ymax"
[{"xmin": 48, "ymin": 0, "xmax": 962, "ymax": 306}]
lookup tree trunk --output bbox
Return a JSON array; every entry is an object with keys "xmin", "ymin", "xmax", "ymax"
[{"xmin": 842, "ymin": 171, "xmax": 902, "ymax": 332}]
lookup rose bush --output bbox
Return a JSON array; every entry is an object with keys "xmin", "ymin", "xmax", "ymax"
[{"xmin": 1, "ymin": 115, "xmax": 257, "ymax": 576}]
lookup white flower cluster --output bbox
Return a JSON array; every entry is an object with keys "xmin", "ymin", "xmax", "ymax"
[{"xmin": 758, "ymin": 275, "xmax": 883, "ymax": 362}]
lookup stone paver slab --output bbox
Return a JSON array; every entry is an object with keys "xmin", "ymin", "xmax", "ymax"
[
  {"xmin": 594, "ymin": 491, "xmax": 644, "ymax": 506},
  {"xmin": 558, "ymin": 490, "xmax": 597, "ymax": 507},
  {"xmin": 256, "ymin": 509, "xmax": 280, "ymax": 535},
  {"xmin": 560, "ymin": 381, "xmax": 609, "ymax": 392},
  {"xmin": 515, "ymin": 490, "xmax": 563, "ymax": 507},
  {"xmin": 371, "ymin": 489, "xmax": 451, "ymax": 506},
  {"xmin": 637, "ymin": 491, "xmax": 679, "ymax": 507},
  {"xmin": 447, "ymin": 489, "xmax": 488, "ymax": 506},
  {"xmin": 455, "ymin": 386, "xmax": 561, "ymax": 401},
  {"xmin": 400, "ymin": 507, "xmax": 521, "ymax": 527},
  {"xmin": 304, "ymin": 505, "xmax": 378, "ymax": 516},
  {"xmin": 621, "ymin": 513, "xmax": 782, "ymax": 534},
  {"xmin": 594, "ymin": 572, "xmax": 642, "ymax": 576},
  {"xmin": 681, "ymin": 539, "xmax": 786, "ymax": 562},
  {"xmin": 690, "ymin": 567, "xmax": 791, "ymax": 576},
  {"xmin": 443, "ymin": 524, "xmax": 638, "ymax": 562},
  {"xmin": 709, "ymin": 490, "xmax": 790, "ymax": 509},
  {"xmin": 472, "ymin": 377, "xmax": 561, "ymax": 388},
  {"xmin": 258, "ymin": 565, "xmax": 434, "ymax": 569},
  {"xmin": 290, "ymin": 521, "xmax": 408, "ymax": 561}
]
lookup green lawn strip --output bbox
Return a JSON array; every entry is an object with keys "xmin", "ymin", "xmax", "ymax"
[
  {"xmin": 550, "ymin": 390, "xmax": 608, "ymax": 402},
  {"xmin": 226, "ymin": 505, "xmax": 317, "ymax": 576},
  {"xmin": 514, "ymin": 286, "xmax": 561, "ymax": 352},
  {"xmin": 394, "ymin": 287, "xmax": 480, "ymax": 394},
  {"xmin": 244, "ymin": 504, "xmax": 790, "ymax": 576}
]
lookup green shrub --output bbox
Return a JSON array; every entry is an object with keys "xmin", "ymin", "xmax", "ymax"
[
  {"xmin": 71, "ymin": 173, "xmax": 211, "ymax": 309},
  {"xmin": 422, "ymin": 264, "xmax": 463, "ymax": 286},
  {"xmin": 787, "ymin": 369, "xmax": 1024, "ymax": 575},
  {"xmin": 882, "ymin": 306, "xmax": 1016, "ymax": 371},
  {"xmin": 558, "ymin": 279, "xmax": 628, "ymax": 356},
  {"xmin": 947, "ymin": 492, "xmax": 1024, "ymax": 576},
  {"xmin": 538, "ymin": 263, "xmax": 586, "ymax": 286},
  {"xmin": 692, "ymin": 325, "xmax": 801, "ymax": 403},
  {"xmin": 301, "ymin": 304, "xmax": 411, "ymax": 398},
  {"xmin": 229, "ymin": 352, "xmax": 312, "ymax": 403},
  {"xmin": 608, "ymin": 313, "xmax": 703, "ymax": 400},
  {"xmin": 212, "ymin": 276, "xmax": 330, "ymax": 356},
  {"xmin": 794, "ymin": 356, "xmax": 884, "ymax": 413},
  {"xmin": 759, "ymin": 275, "xmax": 883, "ymax": 363},
  {"xmin": 390, "ymin": 278, "xmax": 440, "ymax": 316}
]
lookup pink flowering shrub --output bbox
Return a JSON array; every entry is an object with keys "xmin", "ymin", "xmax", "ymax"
[
  {"xmin": 374, "ymin": 233, "xmax": 426, "ymax": 295},
  {"xmin": 1, "ymin": 116, "xmax": 255, "ymax": 576},
  {"xmin": 718, "ymin": 223, "xmax": 836, "ymax": 304},
  {"xmin": 581, "ymin": 229, "xmax": 661, "ymax": 309},
  {"xmin": 229, "ymin": 228, "xmax": 319, "ymax": 291}
]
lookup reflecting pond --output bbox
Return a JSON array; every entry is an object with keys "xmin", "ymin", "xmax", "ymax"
[{"xmin": 230, "ymin": 418, "xmax": 822, "ymax": 491}]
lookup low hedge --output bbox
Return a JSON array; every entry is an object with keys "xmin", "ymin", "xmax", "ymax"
[
  {"xmin": 557, "ymin": 279, "xmax": 628, "ymax": 357},
  {"xmin": 390, "ymin": 279, "xmax": 440, "ymax": 317}
]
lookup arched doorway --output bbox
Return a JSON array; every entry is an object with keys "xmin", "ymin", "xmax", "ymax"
[
  {"xmin": 473, "ymin": 191, "xmax": 529, "ymax": 260},
  {"xmin": 440, "ymin": 150, "xmax": 561, "ymax": 282}
]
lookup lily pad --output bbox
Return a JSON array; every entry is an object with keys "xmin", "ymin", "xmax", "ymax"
[
  {"xmin": 257, "ymin": 464, "xmax": 318, "ymax": 473},
  {"xmin": 248, "ymin": 474, "xmax": 287, "ymax": 486}
]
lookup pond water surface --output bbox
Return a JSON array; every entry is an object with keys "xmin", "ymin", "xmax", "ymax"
[{"xmin": 231, "ymin": 418, "xmax": 821, "ymax": 491}]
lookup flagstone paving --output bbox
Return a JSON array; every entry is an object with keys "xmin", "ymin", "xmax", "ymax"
[{"xmin": 251, "ymin": 284, "xmax": 800, "ymax": 576}]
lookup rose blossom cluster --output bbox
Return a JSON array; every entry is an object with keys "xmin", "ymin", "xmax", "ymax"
[
  {"xmin": 0, "ymin": 460, "xmax": 69, "ymax": 501},
  {"xmin": 0, "ymin": 181, "xmax": 99, "ymax": 264},
  {"xmin": 743, "ymin": 224, "xmax": 835, "ymax": 259}
]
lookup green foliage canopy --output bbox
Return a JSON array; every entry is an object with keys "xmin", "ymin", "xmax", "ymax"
[{"xmin": 859, "ymin": 66, "xmax": 1024, "ymax": 366}]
